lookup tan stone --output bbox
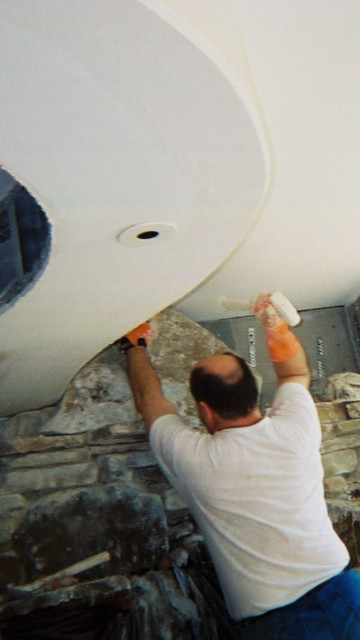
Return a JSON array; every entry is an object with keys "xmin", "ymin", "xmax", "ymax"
[
  {"xmin": 316, "ymin": 402, "xmax": 346, "ymax": 423},
  {"xmin": 346, "ymin": 402, "xmax": 360, "ymax": 419},
  {"xmin": 320, "ymin": 423, "xmax": 337, "ymax": 439},
  {"xmin": 11, "ymin": 434, "xmax": 86, "ymax": 454},
  {"xmin": 323, "ymin": 476, "xmax": 348, "ymax": 494},
  {"xmin": 322, "ymin": 450, "xmax": 358, "ymax": 477},
  {"xmin": 321, "ymin": 433, "xmax": 360, "ymax": 453},
  {"xmin": 337, "ymin": 418, "xmax": 360, "ymax": 435}
]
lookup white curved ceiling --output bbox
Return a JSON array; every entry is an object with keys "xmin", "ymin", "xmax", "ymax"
[
  {"xmin": 176, "ymin": 1, "xmax": 360, "ymax": 320},
  {"xmin": 0, "ymin": 1, "xmax": 268, "ymax": 415},
  {"xmin": 2, "ymin": 1, "xmax": 360, "ymax": 417}
]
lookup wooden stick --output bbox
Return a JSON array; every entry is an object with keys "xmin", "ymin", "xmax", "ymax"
[{"xmin": 7, "ymin": 551, "xmax": 110, "ymax": 598}]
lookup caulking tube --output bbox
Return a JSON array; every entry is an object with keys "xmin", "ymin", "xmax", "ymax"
[{"xmin": 218, "ymin": 290, "xmax": 301, "ymax": 327}]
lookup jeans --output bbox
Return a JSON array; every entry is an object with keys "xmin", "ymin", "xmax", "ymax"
[{"xmin": 237, "ymin": 569, "xmax": 360, "ymax": 639}]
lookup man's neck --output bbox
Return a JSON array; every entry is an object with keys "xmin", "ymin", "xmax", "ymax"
[{"xmin": 213, "ymin": 407, "xmax": 263, "ymax": 432}]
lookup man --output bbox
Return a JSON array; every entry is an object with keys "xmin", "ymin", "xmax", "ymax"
[{"xmin": 120, "ymin": 297, "xmax": 360, "ymax": 639}]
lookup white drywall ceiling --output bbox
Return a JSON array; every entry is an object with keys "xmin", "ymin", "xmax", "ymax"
[
  {"xmin": 0, "ymin": 0, "xmax": 268, "ymax": 415},
  {"xmin": 176, "ymin": 1, "xmax": 360, "ymax": 320},
  {"xmin": 2, "ymin": 0, "xmax": 360, "ymax": 416}
]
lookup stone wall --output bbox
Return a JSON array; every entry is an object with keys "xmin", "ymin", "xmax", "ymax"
[
  {"xmin": 0, "ymin": 310, "xmax": 240, "ymax": 637},
  {"xmin": 317, "ymin": 373, "xmax": 360, "ymax": 566},
  {"xmin": 1, "ymin": 309, "xmax": 360, "ymax": 637}
]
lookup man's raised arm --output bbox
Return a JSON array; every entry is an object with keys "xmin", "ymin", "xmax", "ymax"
[
  {"xmin": 253, "ymin": 294, "xmax": 310, "ymax": 389},
  {"xmin": 118, "ymin": 325, "xmax": 177, "ymax": 432}
]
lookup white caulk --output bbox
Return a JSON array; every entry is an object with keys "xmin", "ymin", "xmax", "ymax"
[{"xmin": 218, "ymin": 290, "xmax": 301, "ymax": 327}]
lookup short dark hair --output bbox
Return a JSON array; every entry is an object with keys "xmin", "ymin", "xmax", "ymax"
[{"xmin": 190, "ymin": 354, "xmax": 258, "ymax": 420}]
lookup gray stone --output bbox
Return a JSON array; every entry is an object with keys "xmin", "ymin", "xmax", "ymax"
[
  {"xmin": 71, "ymin": 348, "xmax": 132, "ymax": 403},
  {"xmin": 4, "ymin": 463, "xmax": 98, "ymax": 493},
  {"xmin": 0, "ymin": 493, "xmax": 26, "ymax": 514},
  {"xmin": 324, "ymin": 373, "xmax": 360, "ymax": 401},
  {"xmin": 169, "ymin": 521, "xmax": 195, "ymax": 542},
  {"xmin": 2, "ymin": 434, "xmax": 86, "ymax": 456},
  {"xmin": 39, "ymin": 350, "xmax": 137, "ymax": 435},
  {"xmin": 0, "ymin": 574, "xmax": 132, "ymax": 619},
  {"xmin": 12, "ymin": 484, "xmax": 168, "ymax": 581},
  {"xmin": 3, "ymin": 448, "xmax": 91, "ymax": 469},
  {"xmin": 131, "ymin": 570, "xmax": 199, "ymax": 640},
  {"xmin": 87, "ymin": 424, "xmax": 146, "ymax": 445},
  {"xmin": 0, "ymin": 308, "xmax": 265, "ymax": 625},
  {"xmin": 164, "ymin": 489, "xmax": 188, "ymax": 511},
  {"xmin": 0, "ymin": 406, "xmax": 58, "ymax": 438},
  {"xmin": 41, "ymin": 400, "xmax": 138, "ymax": 435},
  {"xmin": 131, "ymin": 465, "xmax": 170, "ymax": 494},
  {"xmin": 0, "ymin": 517, "xmax": 18, "ymax": 543},
  {"xmin": 98, "ymin": 452, "xmax": 157, "ymax": 483}
]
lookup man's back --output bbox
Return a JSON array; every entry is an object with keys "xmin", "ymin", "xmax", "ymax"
[{"xmin": 150, "ymin": 382, "xmax": 349, "ymax": 619}]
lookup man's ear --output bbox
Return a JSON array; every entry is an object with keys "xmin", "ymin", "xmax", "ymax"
[{"xmin": 198, "ymin": 401, "xmax": 215, "ymax": 433}]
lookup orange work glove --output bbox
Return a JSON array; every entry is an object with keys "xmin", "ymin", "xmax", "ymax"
[
  {"xmin": 252, "ymin": 293, "xmax": 300, "ymax": 363},
  {"xmin": 118, "ymin": 322, "xmax": 154, "ymax": 352}
]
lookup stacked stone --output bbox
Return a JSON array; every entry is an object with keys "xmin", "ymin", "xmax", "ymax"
[
  {"xmin": 1, "ymin": 310, "xmax": 360, "ymax": 634},
  {"xmin": 0, "ymin": 309, "xmax": 236, "ymax": 634},
  {"xmin": 316, "ymin": 373, "xmax": 360, "ymax": 566}
]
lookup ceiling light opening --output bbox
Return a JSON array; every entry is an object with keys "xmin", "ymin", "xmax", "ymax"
[
  {"xmin": 136, "ymin": 230, "xmax": 160, "ymax": 240},
  {"xmin": 117, "ymin": 223, "xmax": 177, "ymax": 246}
]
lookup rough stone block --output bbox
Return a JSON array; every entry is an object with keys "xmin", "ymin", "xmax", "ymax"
[
  {"xmin": 168, "ymin": 521, "xmax": 195, "ymax": 542},
  {"xmin": 131, "ymin": 466, "xmax": 170, "ymax": 493},
  {"xmin": 12, "ymin": 484, "xmax": 168, "ymax": 581},
  {"xmin": 324, "ymin": 373, "xmax": 360, "ymax": 401},
  {"xmin": 98, "ymin": 457, "xmax": 132, "ymax": 483},
  {"xmin": 131, "ymin": 570, "xmax": 198, "ymax": 639},
  {"xmin": 321, "ymin": 433, "xmax": 360, "ymax": 454},
  {"xmin": 337, "ymin": 418, "xmax": 360, "ymax": 435},
  {"xmin": 87, "ymin": 424, "xmax": 146, "ymax": 445},
  {"xmin": 98, "ymin": 452, "xmax": 157, "ymax": 482},
  {"xmin": 0, "ymin": 493, "xmax": 26, "ymax": 514},
  {"xmin": 0, "ymin": 406, "xmax": 58, "ymax": 438},
  {"xmin": 316, "ymin": 402, "xmax": 346, "ymax": 423},
  {"xmin": 164, "ymin": 489, "xmax": 188, "ymax": 511},
  {"xmin": 322, "ymin": 450, "xmax": 358, "ymax": 477},
  {"xmin": 346, "ymin": 403, "xmax": 360, "ymax": 419},
  {"xmin": 320, "ymin": 423, "xmax": 337, "ymax": 439},
  {"xmin": 0, "ymin": 518, "xmax": 18, "ymax": 543},
  {"xmin": 3, "ymin": 448, "xmax": 91, "ymax": 469},
  {"xmin": 4, "ymin": 463, "xmax": 98, "ymax": 493},
  {"xmin": 0, "ymin": 575, "xmax": 133, "ymax": 620},
  {"xmin": 40, "ymin": 401, "xmax": 138, "ymax": 435},
  {"xmin": 5, "ymin": 434, "xmax": 86, "ymax": 455},
  {"xmin": 323, "ymin": 476, "xmax": 348, "ymax": 494}
]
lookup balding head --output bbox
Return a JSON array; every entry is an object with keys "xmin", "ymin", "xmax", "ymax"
[
  {"xmin": 190, "ymin": 353, "xmax": 258, "ymax": 421},
  {"xmin": 193, "ymin": 353, "xmax": 244, "ymax": 384}
]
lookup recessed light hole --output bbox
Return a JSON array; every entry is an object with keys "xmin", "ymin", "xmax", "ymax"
[{"xmin": 137, "ymin": 230, "xmax": 160, "ymax": 240}]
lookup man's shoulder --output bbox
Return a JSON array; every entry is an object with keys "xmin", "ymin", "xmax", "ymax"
[
  {"xmin": 274, "ymin": 381, "xmax": 312, "ymax": 401},
  {"xmin": 150, "ymin": 414, "xmax": 204, "ymax": 440}
]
